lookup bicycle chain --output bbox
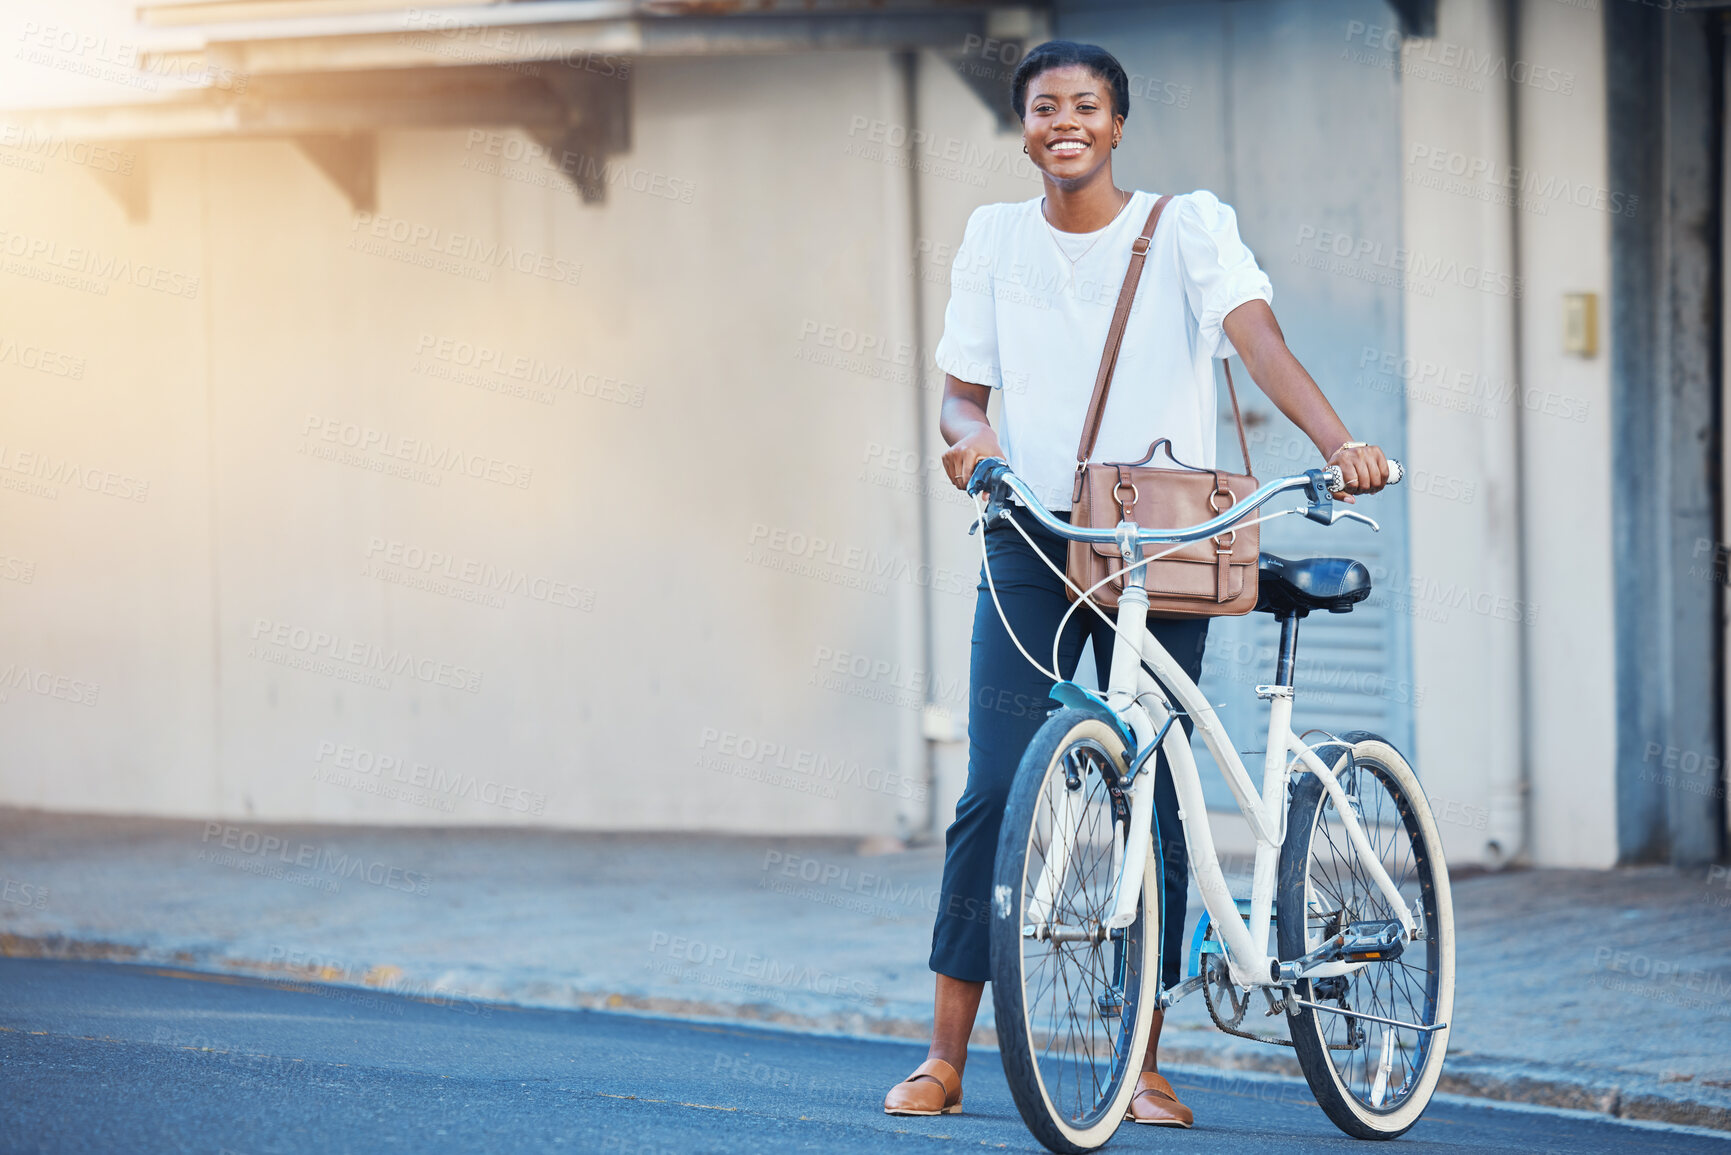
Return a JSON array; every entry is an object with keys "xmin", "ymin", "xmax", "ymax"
[
  {"xmin": 1206, "ymin": 1003, "xmax": 1296, "ymax": 1048},
  {"xmin": 1202, "ymin": 963, "xmax": 1362, "ymax": 1050},
  {"xmin": 1201, "ymin": 955, "xmax": 1295, "ymax": 1047},
  {"xmin": 1213, "ymin": 1018, "xmax": 1297, "ymax": 1047}
]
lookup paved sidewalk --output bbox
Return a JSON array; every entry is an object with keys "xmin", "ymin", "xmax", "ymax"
[{"xmin": 3, "ymin": 807, "xmax": 1729, "ymax": 1130}]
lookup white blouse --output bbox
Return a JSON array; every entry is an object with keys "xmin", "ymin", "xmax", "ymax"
[{"xmin": 933, "ymin": 189, "xmax": 1272, "ymax": 510}]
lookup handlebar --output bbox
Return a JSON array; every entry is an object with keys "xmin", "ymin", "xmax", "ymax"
[
  {"xmin": 1325, "ymin": 459, "xmax": 1404, "ymax": 490},
  {"xmin": 966, "ymin": 454, "xmax": 1403, "ymax": 546}
]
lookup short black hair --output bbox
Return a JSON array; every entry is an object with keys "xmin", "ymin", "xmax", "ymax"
[{"xmin": 1011, "ymin": 40, "xmax": 1131, "ymax": 123}]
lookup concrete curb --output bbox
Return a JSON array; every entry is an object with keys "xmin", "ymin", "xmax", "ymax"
[{"xmin": 7, "ymin": 932, "xmax": 1729, "ymax": 1133}]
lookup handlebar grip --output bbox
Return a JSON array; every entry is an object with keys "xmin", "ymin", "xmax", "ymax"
[
  {"xmin": 1323, "ymin": 459, "xmax": 1403, "ymax": 493},
  {"xmin": 967, "ymin": 456, "xmax": 1011, "ymax": 497}
]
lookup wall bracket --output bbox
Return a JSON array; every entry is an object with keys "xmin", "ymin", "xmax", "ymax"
[
  {"xmin": 292, "ymin": 132, "xmax": 377, "ymax": 213},
  {"xmin": 523, "ymin": 64, "xmax": 631, "ymax": 204},
  {"xmin": 86, "ymin": 143, "xmax": 150, "ymax": 223}
]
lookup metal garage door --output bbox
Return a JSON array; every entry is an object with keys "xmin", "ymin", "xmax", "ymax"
[{"xmin": 1058, "ymin": 0, "xmax": 1414, "ymax": 807}]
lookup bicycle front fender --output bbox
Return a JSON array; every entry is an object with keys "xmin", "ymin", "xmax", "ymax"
[{"xmin": 1048, "ymin": 681, "xmax": 1137, "ymax": 759}]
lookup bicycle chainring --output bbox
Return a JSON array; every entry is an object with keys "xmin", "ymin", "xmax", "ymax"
[
  {"xmin": 1202, "ymin": 945, "xmax": 1296, "ymax": 1048},
  {"xmin": 1201, "ymin": 953, "xmax": 1249, "ymax": 1031}
]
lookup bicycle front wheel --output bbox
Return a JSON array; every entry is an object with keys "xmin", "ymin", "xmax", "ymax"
[
  {"xmin": 1277, "ymin": 733, "xmax": 1455, "ymax": 1140},
  {"xmin": 990, "ymin": 707, "xmax": 1159, "ymax": 1154}
]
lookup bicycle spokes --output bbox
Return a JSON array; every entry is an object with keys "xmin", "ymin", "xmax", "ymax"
[{"xmin": 1004, "ymin": 728, "xmax": 1152, "ymax": 1138}]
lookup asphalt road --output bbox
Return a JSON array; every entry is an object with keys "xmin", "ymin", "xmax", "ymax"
[{"xmin": 0, "ymin": 959, "xmax": 1723, "ymax": 1155}]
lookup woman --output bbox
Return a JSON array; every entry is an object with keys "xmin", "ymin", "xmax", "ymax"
[{"xmin": 881, "ymin": 41, "xmax": 1392, "ymax": 1128}]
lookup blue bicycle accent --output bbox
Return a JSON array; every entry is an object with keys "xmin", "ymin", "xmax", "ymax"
[
  {"xmin": 1048, "ymin": 681, "xmax": 1138, "ymax": 756},
  {"xmin": 1188, "ymin": 898, "xmax": 1256, "ymax": 979}
]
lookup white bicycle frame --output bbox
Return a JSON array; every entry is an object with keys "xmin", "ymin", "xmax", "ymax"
[
  {"xmin": 980, "ymin": 462, "xmax": 1414, "ymax": 993},
  {"xmin": 1103, "ymin": 581, "xmax": 1415, "ymax": 990}
]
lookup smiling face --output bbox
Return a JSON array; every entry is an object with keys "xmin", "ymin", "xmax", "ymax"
[{"xmin": 1020, "ymin": 64, "xmax": 1124, "ymax": 185}]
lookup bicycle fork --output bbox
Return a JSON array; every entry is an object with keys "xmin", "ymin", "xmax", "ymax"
[
  {"xmin": 1023, "ymin": 582, "xmax": 1162, "ymax": 940},
  {"xmin": 1104, "ymin": 584, "xmax": 1159, "ymax": 933}
]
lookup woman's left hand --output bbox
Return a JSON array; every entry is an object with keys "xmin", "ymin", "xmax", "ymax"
[{"xmin": 1327, "ymin": 441, "xmax": 1390, "ymax": 502}]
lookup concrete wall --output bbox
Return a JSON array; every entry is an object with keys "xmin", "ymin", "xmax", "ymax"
[
  {"xmin": 1509, "ymin": 0, "xmax": 1617, "ymax": 866},
  {"xmin": 1, "ymin": 1, "xmax": 1639, "ymax": 865},
  {"xmin": 0, "ymin": 51, "xmax": 969, "ymax": 835},
  {"xmin": 1400, "ymin": 0, "xmax": 1618, "ymax": 868},
  {"xmin": 1398, "ymin": 0, "xmax": 1529, "ymax": 868},
  {"xmin": 906, "ymin": 52, "xmax": 1047, "ymax": 833}
]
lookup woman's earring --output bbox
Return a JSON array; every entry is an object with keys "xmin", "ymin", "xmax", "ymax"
[{"xmin": 1022, "ymin": 143, "xmax": 1029, "ymax": 155}]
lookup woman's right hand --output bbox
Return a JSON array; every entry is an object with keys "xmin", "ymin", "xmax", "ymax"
[
  {"xmin": 1325, "ymin": 440, "xmax": 1391, "ymax": 502},
  {"xmin": 943, "ymin": 426, "xmax": 1007, "ymax": 492}
]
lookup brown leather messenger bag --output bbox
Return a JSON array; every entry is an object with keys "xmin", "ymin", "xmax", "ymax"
[{"xmin": 1066, "ymin": 193, "xmax": 1260, "ymax": 617}]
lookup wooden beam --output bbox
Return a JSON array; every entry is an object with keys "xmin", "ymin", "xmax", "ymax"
[
  {"xmin": 138, "ymin": 7, "xmax": 1019, "ymax": 77},
  {"xmin": 8, "ymin": 67, "xmax": 573, "ymax": 141},
  {"xmin": 158, "ymin": 21, "xmax": 642, "ymax": 78},
  {"xmin": 8, "ymin": 64, "xmax": 639, "ymax": 209},
  {"xmin": 140, "ymin": 0, "xmax": 482, "ymax": 28}
]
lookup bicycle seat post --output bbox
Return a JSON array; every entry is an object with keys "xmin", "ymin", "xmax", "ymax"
[{"xmin": 1273, "ymin": 611, "xmax": 1302, "ymax": 691}]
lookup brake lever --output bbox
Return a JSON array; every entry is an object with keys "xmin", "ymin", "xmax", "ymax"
[
  {"xmin": 1305, "ymin": 459, "xmax": 1404, "ymax": 524},
  {"xmin": 968, "ymin": 485, "xmax": 1014, "ymax": 535},
  {"xmin": 1303, "ymin": 468, "xmax": 1335, "ymax": 524},
  {"xmin": 1328, "ymin": 508, "xmax": 1381, "ymax": 532},
  {"xmin": 1288, "ymin": 504, "xmax": 1378, "ymax": 531},
  {"xmin": 971, "ymin": 488, "xmax": 1012, "ymax": 533},
  {"xmin": 967, "ymin": 457, "xmax": 1014, "ymax": 534},
  {"xmin": 1293, "ymin": 483, "xmax": 1380, "ymax": 530},
  {"xmin": 966, "ymin": 485, "xmax": 1012, "ymax": 536}
]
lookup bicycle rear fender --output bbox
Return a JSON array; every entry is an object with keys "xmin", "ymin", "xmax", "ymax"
[{"xmin": 1048, "ymin": 681, "xmax": 1137, "ymax": 757}]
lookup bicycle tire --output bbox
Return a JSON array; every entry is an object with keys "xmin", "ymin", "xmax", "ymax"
[
  {"xmin": 1277, "ymin": 733, "xmax": 1455, "ymax": 1140},
  {"xmin": 990, "ymin": 708, "xmax": 1160, "ymax": 1154}
]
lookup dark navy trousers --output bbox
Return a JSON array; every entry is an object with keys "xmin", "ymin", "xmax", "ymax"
[{"xmin": 928, "ymin": 511, "xmax": 1209, "ymax": 991}]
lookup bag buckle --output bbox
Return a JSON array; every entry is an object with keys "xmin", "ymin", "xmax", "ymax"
[
  {"xmin": 1210, "ymin": 483, "xmax": 1238, "ymax": 553},
  {"xmin": 1113, "ymin": 479, "xmax": 1139, "ymax": 516}
]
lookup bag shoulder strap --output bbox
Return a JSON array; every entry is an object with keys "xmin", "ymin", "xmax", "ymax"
[
  {"xmin": 1074, "ymin": 194, "xmax": 1171, "ymax": 472},
  {"xmin": 1073, "ymin": 191, "xmax": 1255, "ymax": 483},
  {"xmin": 1222, "ymin": 359, "xmax": 1252, "ymax": 476}
]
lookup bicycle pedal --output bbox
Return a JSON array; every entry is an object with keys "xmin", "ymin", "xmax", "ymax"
[
  {"xmin": 1336, "ymin": 919, "xmax": 1405, "ymax": 963},
  {"xmin": 1282, "ymin": 919, "xmax": 1405, "ymax": 981},
  {"xmin": 1095, "ymin": 990, "xmax": 1123, "ymax": 1019}
]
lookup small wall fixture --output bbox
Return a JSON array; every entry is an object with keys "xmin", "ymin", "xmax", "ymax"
[{"xmin": 1563, "ymin": 292, "xmax": 1599, "ymax": 357}]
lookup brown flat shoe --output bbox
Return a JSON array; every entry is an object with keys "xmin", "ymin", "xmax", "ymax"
[
  {"xmin": 883, "ymin": 1058, "xmax": 963, "ymax": 1116},
  {"xmin": 1125, "ymin": 1070, "xmax": 1193, "ymax": 1127}
]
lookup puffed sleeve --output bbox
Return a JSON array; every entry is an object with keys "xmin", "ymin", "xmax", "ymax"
[
  {"xmin": 933, "ymin": 205, "xmax": 1002, "ymax": 389},
  {"xmin": 1175, "ymin": 190, "xmax": 1273, "ymax": 360}
]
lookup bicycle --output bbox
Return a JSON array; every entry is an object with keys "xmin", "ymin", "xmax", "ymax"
[{"xmin": 964, "ymin": 455, "xmax": 1453, "ymax": 1153}]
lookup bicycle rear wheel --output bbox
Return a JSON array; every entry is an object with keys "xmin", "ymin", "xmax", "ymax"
[
  {"xmin": 1277, "ymin": 733, "xmax": 1454, "ymax": 1139},
  {"xmin": 990, "ymin": 708, "xmax": 1159, "ymax": 1154}
]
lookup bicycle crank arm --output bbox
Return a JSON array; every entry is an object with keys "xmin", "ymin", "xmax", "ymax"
[{"xmin": 1157, "ymin": 972, "xmax": 1207, "ymax": 1010}]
